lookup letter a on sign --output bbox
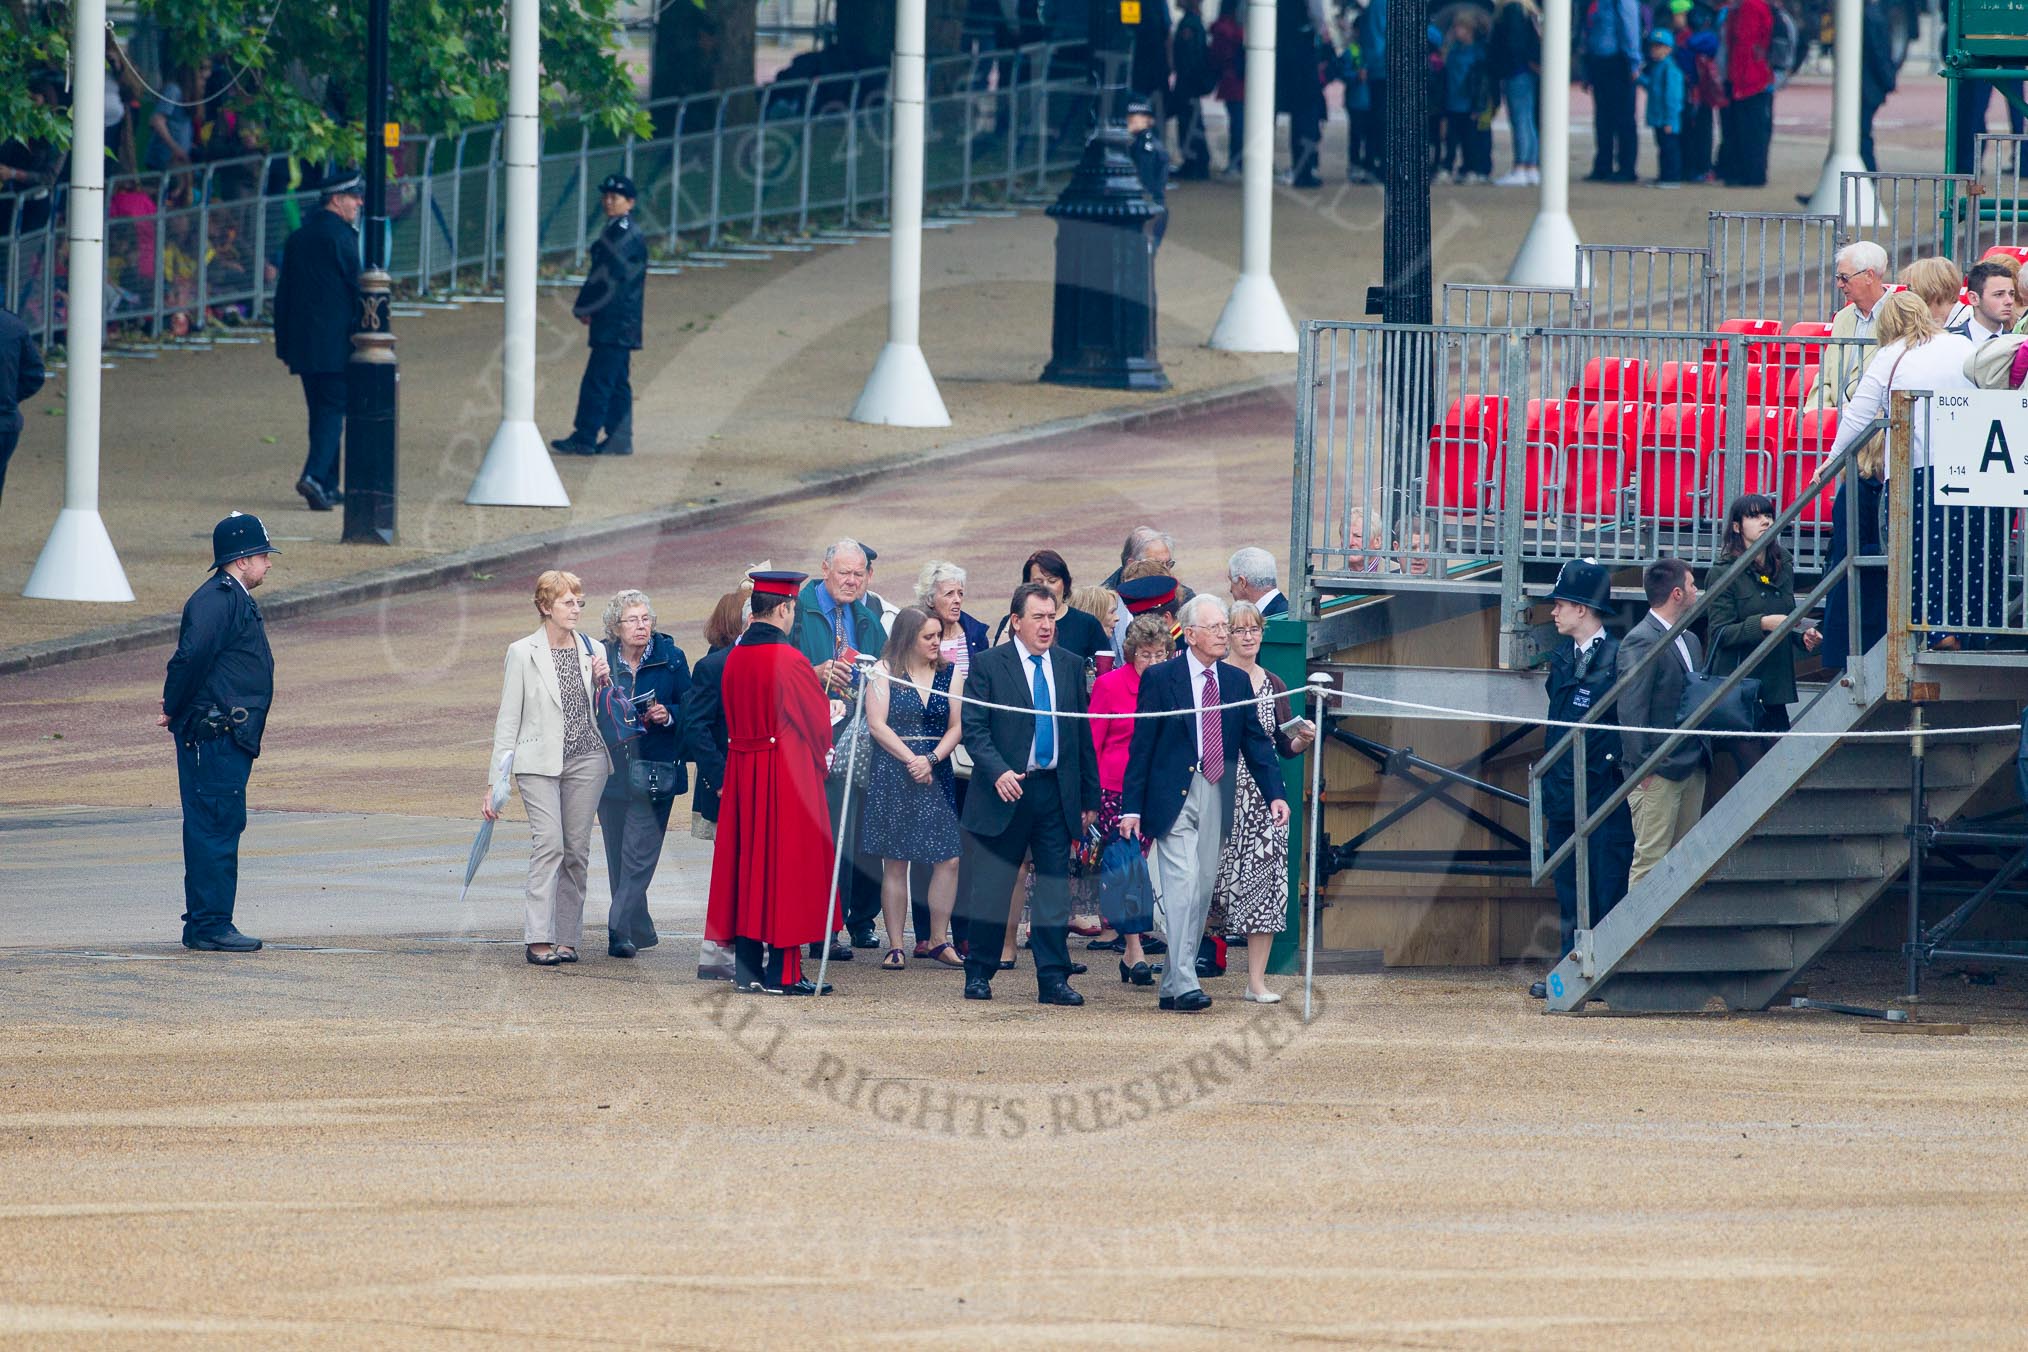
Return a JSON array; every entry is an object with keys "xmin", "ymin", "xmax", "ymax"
[{"xmin": 1980, "ymin": 421, "xmax": 2017, "ymax": 476}]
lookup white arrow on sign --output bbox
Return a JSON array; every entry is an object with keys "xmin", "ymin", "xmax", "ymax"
[{"xmin": 1929, "ymin": 390, "xmax": 2028, "ymax": 507}]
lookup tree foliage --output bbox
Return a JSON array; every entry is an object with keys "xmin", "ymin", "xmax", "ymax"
[{"xmin": 3, "ymin": 0, "xmax": 649, "ymax": 162}]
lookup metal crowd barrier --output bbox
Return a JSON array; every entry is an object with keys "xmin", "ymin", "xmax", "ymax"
[
  {"xmin": 1439, "ymin": 283, "xmax": 1583, "ymax": 329},
  {"xmin": 1708, "ymin": 211, "xmax": 1839, "ymax": 332},
  {"xmin": 1576, "ymin": 244, "xmax": 1712, "ymax": 331},
  {"xmin": 0, "ymin": 41, "xmax": 1083, "ymax": 351},
  {"xmin": 1842, "ymin": 170, "xmax": 1975, "ymax": 273},
  {"xmin": 1969, "ymin": 132, "xmax": 2028, "ymax": 262},
  {"xmin": 1292, "ymin": 321, "xmax": 1873, "ymax": 595}
]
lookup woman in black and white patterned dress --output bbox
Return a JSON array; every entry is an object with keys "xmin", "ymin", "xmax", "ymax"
[{"xmin": 1212, "ymin": 601, "xmax": 1316, "ymax": 1002}]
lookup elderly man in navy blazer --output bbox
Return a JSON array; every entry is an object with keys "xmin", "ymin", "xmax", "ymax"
[{"xmin": 1121, "ymin": 594, "xmax": 1293, "ymax": 1011}]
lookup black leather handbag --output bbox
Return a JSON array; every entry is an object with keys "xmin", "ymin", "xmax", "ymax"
[
  {"xmin": 1676, "ymin": 646, "xmax": 1762, "ymax": 735},
  {"xmin": 628, "ymin": 755, "xmax": 683, "ymax": 803}
]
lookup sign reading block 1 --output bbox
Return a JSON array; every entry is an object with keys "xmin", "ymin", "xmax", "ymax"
[{"xmin": 1929, "ymin": 390, "xmax": 2028, "ymax": 508}]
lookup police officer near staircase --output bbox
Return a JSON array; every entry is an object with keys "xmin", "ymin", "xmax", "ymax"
[
  {"xmin": 157, "ymin": 513, "xmax": 279, "ymax": 952},
  {"xmin": 1531, "ymin": 559, "xmax": 1635, "ymax": 999},
  {"xmin": 552, "ymin": 174, "xmax": 648, "ymax": 457}
]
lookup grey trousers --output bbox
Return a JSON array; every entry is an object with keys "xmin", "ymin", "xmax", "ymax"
[
  {"xmin": 597, "ymin": 789, "xmax": 670, "ymax": 947},
  {"xmin": 1150, "ymin": 771, "xmax": 1223, "ymax": 1000},
  {"xmin": 518, "ymin": 752, "xmax": 607, "ymax": 946}
]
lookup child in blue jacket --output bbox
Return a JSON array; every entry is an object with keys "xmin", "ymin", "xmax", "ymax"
[{"xmin": 1641, "ymin": 28, "xmax": 1686, "ymax": 185}]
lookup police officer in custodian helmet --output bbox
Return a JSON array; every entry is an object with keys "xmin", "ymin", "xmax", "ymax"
[
  {"xmin": 272, "ymin": 171, "xmax": 364, "ymax": 512},
  {"xmin": 1531, "ymin": 559, "xmax": 1635, "ymax": 999},
  {"xmin": 552, "ymin": 173, "xmax": 648, "ymax": 457},
  {"xmin": 157, "ymin": 513, "xmax": 279, "ymax": 951}
]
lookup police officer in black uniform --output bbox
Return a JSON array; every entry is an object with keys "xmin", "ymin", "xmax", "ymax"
[
  {"xmin": 273, "ymin": 171, "xmax": 363, "ymax": 511},
  {"xmin": 159, "ymin": 513, "xmax": 279, "ymax": 952},
  {"xmin": 0, "ymin": 300, "xmax": 46, "ymax": 508},
  {"xmin": 1125, "ymin": 97, "xmax": 1169, "ymax": 252},
  {"xmin": 1531, "ymin": 559, "xmax": 1635, "ymax": 998},
  {"xmin": 552, "ymin": 173, "xmax": 648, "ymax": 457}
]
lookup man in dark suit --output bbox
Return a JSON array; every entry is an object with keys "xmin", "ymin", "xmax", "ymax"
[
  {"xmin": 1226, "ymin": 546, "xmax": 1288, "ymax": 618},
  {"xmin": 1121, "ymin": 595, "xmax": 1292, "ymax": 1011},
  {"xmin": 1615, "ymin": 557, "xmax": 1708, "ymax": 891},
  {"xmin": 957, "ymin": 583, "xmax": 1100, "ymax": 1005},
  {"xmin": 272, "ymin": 171, "xmax": 362, "ymax": 511}
]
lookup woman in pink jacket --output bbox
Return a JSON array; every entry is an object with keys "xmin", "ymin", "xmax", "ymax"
[{"xmin": 1087, "ymin": 613, "xmax": 1178, "ymax": 986}]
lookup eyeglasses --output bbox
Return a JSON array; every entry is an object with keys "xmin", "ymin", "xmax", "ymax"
[
  {"xmin": 1190, "ymin": 623, "xmax": 1233, "ymax": 636},
  {"xmin": 618, "ymin": 615, "xmax": 653, "ymax": 625},
  {"xmin": 1230, "ymin": 626, "xmax": 1263, "ymax": 637},
  {"xmin": 1835, "ymin": 271, "xmax": 1874, "ymax": 285}
]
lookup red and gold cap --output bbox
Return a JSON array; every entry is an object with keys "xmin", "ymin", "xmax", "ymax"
[{"xmin": 747, "ymin": 569, "xmax": 807, "ymax": 598}]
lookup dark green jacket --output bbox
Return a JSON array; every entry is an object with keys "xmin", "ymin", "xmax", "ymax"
[
  {"xmin": 1703, "ymin": 550, "xmax": 1801, "ymax": 707},
  {"xmin": 790, "ymin": 579, "xmax": 885, "ymax": 670}
]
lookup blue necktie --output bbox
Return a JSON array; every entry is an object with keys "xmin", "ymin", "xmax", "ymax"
[{"xmin": 1030, "ymin": 654, "xmax": 1054, "ymax": 768}]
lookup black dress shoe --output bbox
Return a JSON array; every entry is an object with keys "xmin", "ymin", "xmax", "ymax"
[
  {"xmin": 1037, "ymin": 981, "xmax": 1085, "ymax": 1007},
  {"xmin": 184, "ymin": 929, "xmax": 262, "ymax": 952},
  {"xmin": 760, "ymin": 977, "xmax": 833, "ymax": 996},
  {"xmin": 696, "ymin": 963, "xmax": 735, "ymax": 981},
  {"xmin": 964, "ymin": 977, "xmax": 993, "ymax": 1000},
  {"xmin": 1068, "ymin": 962, "xmax": 1087, "ymax": 976},
  {"xmin": 294, "ymin": 476, "xmax": 335, "ymax": 511},
  {"xmin": 998, "ymin": 958, "xmax": 1016, "ymax": 970},
  {"xmin": 1141, "ymin": 937, "xmax": 1168, "ymax": 955},
  {"xmin": 848, "ymin": 924, "xmax": 880, "ymax": 949},
  {"xmin": 608, "ymin": 939, "xmax": 638, "ymax": 959},
  {"xmin": 809, "ymin": 940, "xmax": 853, "ymax": 961},
  {"xmin": 549, "ymin": 436, "xmax": 599, "ymax": 455},
  {"xmin": 1088, "ymin": 936, "xmax": 1125, "ymax": 952},
  {"xmin": 1529, "ymin": 980, "xmax": 1548, "ymax": 999},
  {"xmin": 1159, "ymin": 990, "xmax": 1213, "ymax": 1012},
  {"xmin": 1119, "ymin": 960, "xmax": 1155, "ymax": 987}
]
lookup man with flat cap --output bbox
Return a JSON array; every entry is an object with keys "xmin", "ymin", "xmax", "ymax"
[
  {"xmin": 706, "ymin": 570, "xmax": 838, "ymax": 994},
  {"xmin": 1530, "ymin": 558, "xmax": 1634, "ymax": 998},
  {"xmin": 273, "ymin": 171, "xmax": 363, "ymax": 511},
  {"xmin": 553, "ymin": 173, "xmax": 649, "ymax": 457},
  {"xmin": 158, "ymin": 513, "xmax": 280, "ymax": 951}
]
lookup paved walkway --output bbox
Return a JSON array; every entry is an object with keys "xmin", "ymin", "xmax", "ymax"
[{"xmin": 0, "ymin": 72, "xmax": 1934, "ymax": 659}]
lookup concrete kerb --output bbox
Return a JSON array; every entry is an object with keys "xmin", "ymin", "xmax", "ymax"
[{"xmin": 0, "ymin": 372, "xmax": 1295, "ymax": 677}]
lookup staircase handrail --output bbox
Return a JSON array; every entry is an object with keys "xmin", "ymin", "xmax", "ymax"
[{"xmin": 1529, "ymin": 409, "xmax": 1887, "ymax": 890}]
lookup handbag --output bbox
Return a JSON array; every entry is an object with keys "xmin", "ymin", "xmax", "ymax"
[
  {"xmin": 1098, "ymin": 835, "xmax": 1156, "ymax": 935},
  {"xmin": 629, "ymin": 755, "xmax": 683, "ymax": 803},
  {"xmin": 580, "ymin": 634, "xmax": 641, "ymax": 748},
  {"xmin": 1676, "ymin": 641, "xmax": 1763, "ymax": 735},
  {"xmin": 828, "ymin": 708, "xmax": 872, "ymax": 793}
]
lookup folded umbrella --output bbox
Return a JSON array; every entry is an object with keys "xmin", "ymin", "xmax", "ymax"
[{"xmin": 458, "ymin": 752, "xmax": 515, "ymax": 906}]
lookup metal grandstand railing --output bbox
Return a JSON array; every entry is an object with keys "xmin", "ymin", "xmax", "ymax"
[
  {"xmin": 1968, "ymin": 132, "xmax": 2028, "ymax": 261},
  {"xmin": 1439, "ymin": 283, "xmax": 1583, "ymax": 329},
  {"xmin": 0, "ymin": 41, "xmax": 1084, "ymax": 351},
  {"xmin": 1575, "ymin": 244, "xmax": 1712, "ymax": 331},
  {"xmin": 1290, "ymin": 320, "xmax": 1871, "ymax": 609},
  {"xmin": 1707, "ymin": 211, "xmax": 1839, "ymax": 332},
  {"xmin": 1841, "ymin": 170, "xmax": 1976, "ymax": 272}
]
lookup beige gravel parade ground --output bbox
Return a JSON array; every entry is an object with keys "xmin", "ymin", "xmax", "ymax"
[{"xmin": 6, "ymin": 74, "xmax": 2026, "ymax": 1348}]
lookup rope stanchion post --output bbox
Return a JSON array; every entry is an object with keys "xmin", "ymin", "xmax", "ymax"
[
  {"xmin": 1303, "ymin": 674, "xmax": 1331, "ymax": 1024},
  {"xmin": 815, "ymin": 653, "xmax": 879, "ymax": 997}
]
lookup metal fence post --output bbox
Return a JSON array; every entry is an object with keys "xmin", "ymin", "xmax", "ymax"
[
  {"xmin": 1498, "ymin": 333, "xmax": 1532, "ymax": 669},
  {"xmin": 708, "ymin": 92, "xmax": 729, "ymax": 246}
]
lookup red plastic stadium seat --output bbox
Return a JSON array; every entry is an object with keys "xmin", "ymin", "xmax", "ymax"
[
  {"xmin": 1982, "ymin": 245, "xmax": 2028, "ymax": 269},
  {"xmin": 1576, "ymin": 356, "xmax": 1648, "ymax": 401},
  {"xmin": 1785, "ymin": 365, "xmax": 1819, "ymax": 407},
  {"xmin": 1787, "ymin": 321, "xmax": 1834, "ymax": 339},
  {"xmin": 1729, "ymin": 406, "xmax": 1793, "ymax": 498},
  {"xmin": 1637, "ymin": 405, "xmax": 1724, "ymax": 520},
  {"xmin": 1424, "ymin": 395, "xmax": 1512, "ymax": 511},
  {"xmin": 1649, "ymin": 360, "xmax": 1725, "ymax": 404},
  {"xmin": 1703, "ymin": 318, "xmax": 1784, "ymax": 363},
  {"xmin": 1741, "ymin": 363, "xmax": 1815, "ymax": 409},
  {"xmin": 1521, "ymin": 399, "xmax": 1585, "ymax": 514},
  {"xmin": 1784, "ymin": 408, "xmax": 1841, "ymax": 525},
  {"xmin": 1566, "ymin": 402, "xmax": 1648, "ymax": 518}
]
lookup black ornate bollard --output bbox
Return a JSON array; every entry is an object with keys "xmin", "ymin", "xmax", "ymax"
[
  {"xmin": 342, "ymin": 268, "xmax": 398, "ymax": 545},
  {"xmin": 1039, "ymin": 124, "xmax": 1170, "ymax": 392}
]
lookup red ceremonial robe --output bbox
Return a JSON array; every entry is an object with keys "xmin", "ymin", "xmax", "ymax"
[{"xmin": 704, "ymin": 623, "xmax": 836, "ymax": 951}]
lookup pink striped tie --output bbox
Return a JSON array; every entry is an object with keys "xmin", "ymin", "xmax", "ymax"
[{"xmin": 1200, "ymin": 667, "xmax": 1223, "ymax": 783}]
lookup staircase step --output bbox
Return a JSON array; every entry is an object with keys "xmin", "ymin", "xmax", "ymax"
[
  {"xmin": 1589, "ymin": 972, "xmax": 1755, "ymax": 1013},
  {"xmin": 1809, "ymin": 742, "xmax": 1978, "ymax": 791},
  {"xmin": 1751, "ymin": 789, "xmax": 1907, "ymax": 836},
  {"xmin": 1705, "ymin": 836, "xmax": 1890, "ymax": 883},
  {"xmin": 1661, "ymin": 882, "xmax": 1846, "ymax": 928},
  {"xmin": 1615, "ymin": 926, "xmax": 1799, "ymax": 974}
]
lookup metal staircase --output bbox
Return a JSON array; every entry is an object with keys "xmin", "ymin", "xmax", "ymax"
[{"xmin": 1544, "ymin": 644, "xmax": 2021, "ymax": 1012}]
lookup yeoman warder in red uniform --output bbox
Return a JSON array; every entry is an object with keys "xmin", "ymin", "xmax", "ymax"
[{"xmin": 705, "ymin": 570, "xmax": 838, "ymax": 994}]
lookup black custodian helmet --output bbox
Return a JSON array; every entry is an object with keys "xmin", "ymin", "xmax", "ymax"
[
  {"xmin": 211, "ymin": 511, "xmax": 279, "ymax": 570},
  {"xmin": 1548, "ymin": 558, "xmax": 1612, "ymax": 614}
]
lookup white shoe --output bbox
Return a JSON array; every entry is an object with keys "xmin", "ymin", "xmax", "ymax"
[
  {"xmin": 1242, "ymin": 989, "xmax": 1282, "ymax": 1004},
  {"xmin": 1493, "ymin": 168, "xmax": 1531, "ymax": 186},
  {"xmin": 1526, "ymin": 166, "xmax": 1541, "ymax": 185}
]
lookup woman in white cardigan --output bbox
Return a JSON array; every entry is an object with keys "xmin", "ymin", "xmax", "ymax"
[{"xmin": 484, "ymin": 570, "xmax": 613, "ymax": 965}]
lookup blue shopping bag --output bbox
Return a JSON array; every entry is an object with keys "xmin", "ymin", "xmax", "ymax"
[{"xmin": 1098, "ymin": 836, "xmax": 1156, "ymax": 935}]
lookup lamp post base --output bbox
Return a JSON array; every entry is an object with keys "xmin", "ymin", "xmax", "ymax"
[
  {"xmin": 1506, "ymin": 208, "xmax": 1584, "ymax": 289},
  {"xmin": 23, "ymin": 507, "xmax": 135, "ymax": 602},
  {"xmin": 468, "ymin": 420, "xmax": 571, "ymax": 508},
  {"xmin": 1208, "ymin": 270, "xmax": 1299, "ymax": 353},
  {"xmin": 1807, "ymin": 152, "xmax": 1876, "ymax": 224},
  {"xmin": 849, "ymin": 341, "xmax": 951, "ymax": 427}
]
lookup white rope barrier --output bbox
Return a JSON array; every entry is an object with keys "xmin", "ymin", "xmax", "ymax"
[{"xmin": 862, "ymin": 663, "xmax": 2020, "ymax": 740}]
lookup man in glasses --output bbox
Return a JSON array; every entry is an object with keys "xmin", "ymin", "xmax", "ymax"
[{"xmin": 1808, "ymin": 240, "xmax": 1888, "ymax": 411}]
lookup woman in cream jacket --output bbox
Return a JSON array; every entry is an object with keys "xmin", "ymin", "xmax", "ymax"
[{"xmin": 485, "ymin": 569, "xmax": 612, "ymax": 965}]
